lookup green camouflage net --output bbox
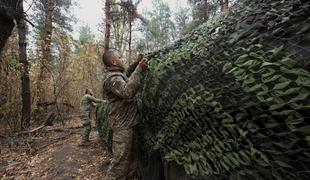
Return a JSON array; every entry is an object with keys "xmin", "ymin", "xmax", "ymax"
[
  {"xmin": 96, "ymin": 101, "xmax": 112, "ymax": 152},
  {"xmin": 97, "ymin": 0, "xmax": 310, "ymax": 179},
  {"xmin": 137, "ymin": 0, "xmax": 310, "ymax": 179}
]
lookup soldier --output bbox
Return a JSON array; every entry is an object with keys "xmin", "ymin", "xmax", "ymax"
[
  {"xmin": 79, "ymin": 88, "xmax": 103, "ymax": 146},
  {"xmin": 102, "ymin": 50, "xmax": 148, "ymax": 180}
]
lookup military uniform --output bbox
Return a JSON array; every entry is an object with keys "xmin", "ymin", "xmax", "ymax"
[
  {"xmin": 102, "ymin": 62, "xmax": 144, "ymax": 180},
  {"xmin": 79, "ymin": 93, "xmax": 103, "ymax": 144}
]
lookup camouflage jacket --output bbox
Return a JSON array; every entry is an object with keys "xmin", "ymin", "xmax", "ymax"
[
  {"xmin": 102, "ymin": 62, "xmax": 144, "ymax": 131},
  {"xmin": 80, "ymin": 94, "xmax": 103, "ymax": 117}
]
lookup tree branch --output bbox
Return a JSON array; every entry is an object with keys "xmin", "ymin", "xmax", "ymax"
[{"xmin": 24, "ymin": 16, "xmax": 35, "ymax": 27}]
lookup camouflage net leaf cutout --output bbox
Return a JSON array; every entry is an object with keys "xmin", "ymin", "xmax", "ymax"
[
  {"xmin": 96, "ymin": 101, "xmax": 112, "ymax": 151},
  {"xmin": 98, "ymin": 0, "xmax": 310, "ymax": 179}
]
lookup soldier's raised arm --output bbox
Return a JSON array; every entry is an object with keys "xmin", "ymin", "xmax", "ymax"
[
  {"xmin": 87, "ymin": 94, "xmax": 103, "ymax": 103},
  {"xmin": 107, "ymin": 58, "xmax": 148, "ymax": 99},
  {"xmin": 107, "ymin": 70, "xmax": 143, "ymax": 99},
  {"xmin": 126, "ymin": 61, "xmax": 139, "ymax": 77},
  {"xmin": 125, "ymin": 54, "xmax": 144, "ymax": 77}
]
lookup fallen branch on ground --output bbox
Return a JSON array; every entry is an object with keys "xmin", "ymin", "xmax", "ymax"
[
  {"xmin": 36, "ymin": 131, "xmax": 79, "ymax": 151},
  {"xmin": 43, "ymin": 126, "xmax": 84, "ymax": 132},
  {"xmin": 0, "ymin": 134, "xmax": 7, "ymax": 138},
  {"xmin": 15, "ymin": 125, "xmax": 46, "ymax": 136},
  {"xmin": 10, "ymin": 125, "xmax": 83, "ymax": 137},
  {"xmin": 37, "ymin": 101, "xmax": 74, "ymax": 109}
]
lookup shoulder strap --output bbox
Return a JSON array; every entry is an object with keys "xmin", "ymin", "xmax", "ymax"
[
  {"xmin": 102, "ymin": 71, "xmax": 127, "ymax": 88},
  {"xmin": 104, "ymin": 71, "xmax": 126, "ymax": 81}
]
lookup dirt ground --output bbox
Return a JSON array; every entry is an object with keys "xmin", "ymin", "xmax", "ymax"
[{"xmin": 0, "ymin": 119, "xmax": 110, "ymax": 179}]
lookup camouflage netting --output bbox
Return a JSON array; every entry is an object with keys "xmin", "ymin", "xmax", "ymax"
[
  {"xmin": 96, "ymin": 101, "xmax": 112, "ymax": 152},
  {"xmin": 97, "ymin": 0, "xmax": 310, "ymax": 179}
]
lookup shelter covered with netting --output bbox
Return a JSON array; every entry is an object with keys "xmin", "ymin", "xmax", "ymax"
[{"xmin": 97, "ymin": 0, "xmax": 310, "ymax": 179}]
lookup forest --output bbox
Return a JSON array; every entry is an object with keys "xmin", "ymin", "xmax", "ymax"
[{"xmin": 0, "ymin": 0, "xmax": 310, "ymax": 179}]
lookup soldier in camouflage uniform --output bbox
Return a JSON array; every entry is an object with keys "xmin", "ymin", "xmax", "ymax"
[
  {"xmin": 79, "ymin": 88, "xmax": 103, "ymax": 146},
  {"xmin": 102, "ymin": 50, "xmax": 148, "ymax": 180}
]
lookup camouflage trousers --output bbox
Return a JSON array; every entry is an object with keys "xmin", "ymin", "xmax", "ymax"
[
  {"xmin": 107, "ymin": 127, "xmax": 138, "ymax": 180},
  {"xmin": 80, "ymin": 116, "xmax": 91, "ymax": 142}
]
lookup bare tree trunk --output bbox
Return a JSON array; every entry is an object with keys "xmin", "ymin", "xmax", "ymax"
[
  {"xmin": 220, "ymin": 0, "xmax": 229, "ymax": 11},
  {"xmin": 17, "ymin": 2, "xmax": 31, "ymax": 129},
  {"xmin": 127, "ymin": 0, "xmax": 134, "ymax": 63},
  {"xmin": 203, "ymin": 0, "xmax": 208, "ymax": 22},
  {"xmin": 128, "ymin": 20, "xmax": 132, "ymax": 63},
  {"xmin": 104, "ymin": 0, "xmax": 111, "ymax": 51},
  {"xmin": 37, "ymin": 0, "xmax": 54, "ymax": 107},
  {"xmin": 120, "ymin": 18, "xmax": 126, "ymax": 52}
]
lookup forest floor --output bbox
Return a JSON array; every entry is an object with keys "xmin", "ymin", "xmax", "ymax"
[{"xmin": 0, "ymin": 118, "xmax": 110, "ymax": 179}]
